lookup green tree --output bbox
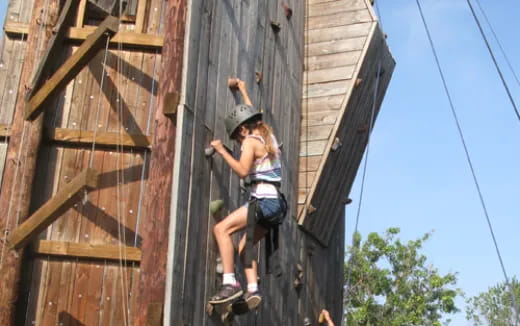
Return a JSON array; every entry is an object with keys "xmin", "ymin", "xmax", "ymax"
[
  {"xmin": 465, "ymin": 278, "xmax": 520, "ymax": 325},
  {"xmin": 344, "ymin": 228, "xmax": 460, "ymax": 326}
]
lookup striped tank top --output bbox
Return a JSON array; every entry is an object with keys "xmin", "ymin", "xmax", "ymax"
[{"xmin": 245, "ymin": 134, "xmax": 282, "ymax": 199}]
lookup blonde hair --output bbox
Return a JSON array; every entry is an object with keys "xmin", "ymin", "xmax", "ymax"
[{"xmin": 242, "ymin": 118, "xmax": 277, "ymax": 157}]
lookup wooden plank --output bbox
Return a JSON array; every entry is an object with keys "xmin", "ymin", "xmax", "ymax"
[
  {"xmin": 4, "ymin": 22, "xmax": 165, "ymax": 49},
  {"xmin": 304, "ymin": 65, "xmax": 355, "ymax": 84},
  {"xmin": 131, "ymin": 0, "xmax": 188, "ymax": 324},
  {"xmin": 7, "ymin": 168, "xmax": 99, "ymax": 249},
  {"xmin": 300, "ymin": 124, "xmax": 335, "ymax": 142},
  {"xmin": 307, "ymin": 0, "xmax": 367, "ymax": 17},
  {"xmin": 47, "ymin": 128, "xmax": 152, "ymax": 149},
  {"xmin": 3, "ymin": 21, "xmax": 29, "ymax": 35},
  {"xmin": 0, "ymin": 1, "xmax": 60, "ymax": 323},
  {"xmin": 33, "ymin": 240, "xmax": 142, "ymax": 262},
  {"xmin": 306, "ymin": 9, "xmax": 372, "ymax": 30},
  {"xmin": 300, "ymin": 139, "xmax": 328, "ymax": 156},
  {"xmin": 302, "ymin": 94, "xmax": 345, "ymax": 112},
  {"xmin": 302, "ymin": 110, "xmax": 340, "ymax": 127},
  {"xmin": 26, "ymin": 0, "xmax": 77, "ymax": 100},
  {"xmin": 303, "ymin": 80, "xmax": 352, "ymax": 99},
  {"xmin": 306, "ymin": 22, "xmax": 372, "ymax": 44},
  {"xmin": 305, "ymin": 51, "xmax": 362, "ymax": 71},
  {"xmin": 76, "ymin": 0, "xmax": 88, "ymax": 27},
  {"xmin": 25, "ymin": 16, "xmax": 120, "ymax": 120},
  {"xmin": 306, "ymin": 36, "xmax": 366, "ymax": 57},
  {"xmin": 68, "ymin": 27, "xmax": 164, "ymax": 49},
  {"xmin": 135, "ymin": 0, "xmax": 148, "ymax": 33}
]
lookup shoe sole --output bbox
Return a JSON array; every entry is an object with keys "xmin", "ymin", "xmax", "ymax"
[
  {"xmin": 246, "ymin": 295, "xmax": 262, "ymax": 310},
  {"xmin": 208, "ymin": 290, "xmax": 244, "ymax": 304}
]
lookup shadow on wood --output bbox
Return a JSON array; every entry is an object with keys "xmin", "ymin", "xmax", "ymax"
[
  {"xmin": 75, "ymin": 200, "xmax": 142, "ymax": 246},
  {"xmin": 58, "ymin": 311, "xmax": 86, "ymax": 326}
]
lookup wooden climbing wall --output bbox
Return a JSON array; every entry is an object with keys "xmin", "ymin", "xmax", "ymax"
[
  {"xmin": 167, "ymin": 0, "xmax": 307, "ymax": 325},
  {"xmin": 299, "ymin": 0, "xmax": 395, "ymax": 245},
  {"xmin": 0, "ymin": 0, "xmax": 166, "ymax": 324}
]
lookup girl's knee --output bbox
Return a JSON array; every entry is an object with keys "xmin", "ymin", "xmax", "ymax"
[{"xmin": 213, "ymin": 222, "xmax": 226, "ymax": 237}]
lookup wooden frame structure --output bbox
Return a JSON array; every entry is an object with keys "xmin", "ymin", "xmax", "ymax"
[{"xmin": 0, "ymin": 0, "xmax": 394, "ymax": 325}]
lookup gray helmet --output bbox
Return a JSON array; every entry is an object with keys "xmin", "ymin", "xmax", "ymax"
[{"xmin": 224, "ymin": 104, "xmax": 262, "ymax": 137}]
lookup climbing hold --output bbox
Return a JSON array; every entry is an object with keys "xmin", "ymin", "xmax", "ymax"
[
  {"xmin": 307, "ymin": 204, "xmax": 317, "ymax": 214},
  {"xmin": 255, "ymin": 71, "xmax": 263, "ymax": 83},
  {"xmin": 210, "ymin": 199, "xmax": 224, "ymax": 215},
  {"xmin": 205, "ymin": 147, "xmax": 216, "ymax": 157},
  {"xmin": 270, "ymin": 21, "xmax": 281, "ymax": 33},
  {"xmin": 343, "ymin": 197, "xmax": 353, "ymax": 205},
  {"xmin": 304, "ymin": 317, "xmax": 312, "ymax": 326},
  {"xmin": 357, "ymin": 124, "xmax": 369, "ymax": 134},
  {"xmin": 354, "ymin": 78, "xmax": 363, "ymax": 88},
  {"xmin": 283, "ymin": 4, "xmax": 293, "ymax": 19},
  {"xmin": 331, "ymin": 137, "xmax": 342, "ymax": 152},
  {"xmin": 228, "ymin": 77, "xmax": 239, "ymax": 89}
]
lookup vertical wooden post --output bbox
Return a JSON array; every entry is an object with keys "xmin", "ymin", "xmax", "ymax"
[
  {"xmin": 131, "ymin": 1, "xmax": 188, "ymax": 325},
  {"xmin": 0, "ymin": 0, "xmax": 60, "ymax": 324}
]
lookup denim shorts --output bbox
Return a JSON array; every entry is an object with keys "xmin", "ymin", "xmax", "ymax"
[{"xmin": 244, "ymin": 197, "xmax": 287, "ymax": 228}]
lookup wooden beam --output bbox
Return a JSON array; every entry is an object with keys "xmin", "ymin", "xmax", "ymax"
[
  {"xmin": 33, "ymin": 240, "xmax": 142, "ymax": 262},
  {"xmin": 0, "ymin": 1, "xmax": 60, "ymax": 323},
  {"xmin": 3, "ymin": 21, "xmax": 29, "ymax": 35},
  {"xmin": 26, "ymin": 0, "xmax": 76, "ymax": 100},
  {"xmin": 135, "ymin": 0, "xmax": 148, "ymax": 33},
  {"xmin": 25, "ymin": 16, "xmax": 119, "ymax": 120},
  {"xmin": 7, "ymin": 168, "xmax": 99, "ymax": 250},
  {"xmin": 68, "ymin": 27, "xmax": 164, "ymax": 48},
  {"xmin": 131, "ymin": 0, "xmax": 188, "ymax": 324},
  {"xmin": 4, "ymin": 22, "xmax": 164, "ymax": 49},
  {"xmin": 76, "ymin": 0, "xmax": 88, "ymax": 27},
  {"xmin": 47, "ymin": 128, "xmax": 152, "ymax": 149}
]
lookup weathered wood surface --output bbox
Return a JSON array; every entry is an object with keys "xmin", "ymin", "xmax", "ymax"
[
  {"xmin": 25, "ymin": 16, "xmax": 119, "ymax": 119},
  {"xmin": 301, "ymin": 25, "xmax": 395, "ymax": 245},
  {"xmin": 47, "ymin": 127, "xmax": 152, "ymax": 149},
  {"xmin": 0, "ymin": 0, "xmax": 165, "ymax": 324},
  {"xmin": 0, "ymin": 0, "xmax": 59, "ymax": 324},
  {"xmin": 131, "ymin": 0, "xmax": 187, "ymax": 325},
  {"xmin": 33, "ymin": 240, "xmax": 142, "ymax": 262},
  {"xmin": 8, "ymin": 168, "xmax": 98, "ymax": 249},
  {"xmin": 4, "ymin": 22, "xmax": 165, "ymax": 49}
]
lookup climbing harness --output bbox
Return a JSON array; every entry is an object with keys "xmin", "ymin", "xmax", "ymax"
[{"xmin": 243, "ymin": 180, "xmax": 287, "ymax": 276}]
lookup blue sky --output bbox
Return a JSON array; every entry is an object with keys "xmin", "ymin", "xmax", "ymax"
[
  {"xmin": 347, "ymin": 0, "xmax": 520, "ymax": 324},
  {"xmin": 1, "ymin": 1, "xmax": 518, "ymax": 325}
]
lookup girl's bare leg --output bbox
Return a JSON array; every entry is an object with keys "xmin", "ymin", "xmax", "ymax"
[
  {"xmin": 238, "ymin": 226, "xmax": 268, "ymax": 285},
  {"xmin": 213, "ymin": 206, "xmax": 248, "ymax": 273}
]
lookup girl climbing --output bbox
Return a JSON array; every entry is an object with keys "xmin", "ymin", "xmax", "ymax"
[{"xmin": 208, "ymin": 78, "xmax": 287, "ymax": 310}]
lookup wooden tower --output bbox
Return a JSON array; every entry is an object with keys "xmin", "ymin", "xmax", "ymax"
[{"xmin": 0, "ymin": 0, "xmax": 394, "ymax": 325}]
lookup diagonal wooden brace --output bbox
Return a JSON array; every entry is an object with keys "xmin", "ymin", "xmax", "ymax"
[
  {"xmin": 7, "ymin": 168, "xmax": 99, "ymax": 249},
  {"xmin": 25, "ymin": 15, "xmax": 119, "ymax": 120},
  {"xmin": 25, "ymin": 0, "xmax": 76, "ymax": 100}
]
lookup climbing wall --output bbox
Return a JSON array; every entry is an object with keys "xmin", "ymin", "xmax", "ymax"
[
  {"xmin": 166, "ymin": 0, "xmax": 306, "ymax": 325},
  {"xmin": 0, "ymin": 0, "xmax": 166, "ymax": 324},
  {"xmin": 299, "ymin": 0, "xmax": 395, "ymax": 245}
]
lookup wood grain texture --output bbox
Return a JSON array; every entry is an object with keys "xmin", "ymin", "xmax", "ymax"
[
  {"xmin": 25, "ymin": 16, "xmax": 119, "ymax": 120},
  {"xmin": 131, "ymin": 0, "xmax": 188, "ymax": 325},
  {"xmin": 7, "ymin": 168, "xmax": 98, "ymax": 249},
  {"xmin": 33, "ymin": 240, "xmax": 142, "ymax": 262},
  {"xmin": 0, "ymin": 1, "xmax": 59, "ymax": 323},
  {"xmin": 47, "ymin": 127, "xmax": 152, "ymax": 149}
]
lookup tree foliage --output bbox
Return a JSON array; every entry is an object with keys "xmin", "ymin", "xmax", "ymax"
[
  {"xmin": 465, "ymin": 278, "xmax": 520, "ymax": 325},
  {"xmin": 344, "ymin": 228, "xmax": 460, "ymax": 326}
]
